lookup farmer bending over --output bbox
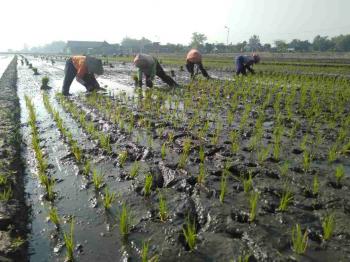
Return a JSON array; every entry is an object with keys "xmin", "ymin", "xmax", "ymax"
[
  {"xmin": 62, "ymin": 55, "xmax": 104, "ymax": 96},
  {"xmin": 186, "ymin": 49, "xmax": 210, "ymax": 79},
  {"xmin": 134, "ymin": 53, "xmax": 178, "ymax": 88},
  {"xmin": 235, "ymin": 54, "xmax": 260, "ymax": 76}
]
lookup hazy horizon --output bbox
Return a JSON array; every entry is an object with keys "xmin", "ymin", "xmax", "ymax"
[{"xmin": 1, "ymin": 0, "xmax": 349, "ymax": 51}]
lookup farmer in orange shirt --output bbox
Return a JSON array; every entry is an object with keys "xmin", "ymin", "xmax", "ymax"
[
  {"xmin": 186, "ymin": 49, "xmax": 210, "ymax": 79},
  {"xmin": 62, "ymin": 56, "xmax": 104, "ymax": 95}
]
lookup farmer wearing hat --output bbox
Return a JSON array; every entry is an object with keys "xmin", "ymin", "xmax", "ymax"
[
  {"xmin": 62, "ymin": 55, "xmax": 104, "ymax": 95},
  {"xmin": 235, "ymin": 54, "xmax": 260, "ymax": 76},
  {"xmin": 134, "ymin": 53, "xmax": 178, "ymax": 88},
  {"xmin": 186, "ymin": 49, "xmax": 210, "ymax": 79}
]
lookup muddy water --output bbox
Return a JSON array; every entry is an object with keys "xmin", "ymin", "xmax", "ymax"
[{"xmin": 17, "ymin": 58, "xmax": 142, "ymax": 261}]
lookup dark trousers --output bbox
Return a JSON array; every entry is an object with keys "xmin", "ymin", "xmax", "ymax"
[
  {"xmin": 62, "ymin": 59, "xmax": 99, "ymax": 94},
  {"xmin": 147, "ymin": 61, "xmax": 178, "ymax": 87},
  {"xmin": 235, "ymin": 56, "xmax": 247, "ymax": 76},
  {"xmin": 62, "ymin": 58, "xmax": 77, "ymax": 95},
  {"xmin": 186, "ymin": 61, "xmax": 210, "ymax": 79}
]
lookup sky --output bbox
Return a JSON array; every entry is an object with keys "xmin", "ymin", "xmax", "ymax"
[{"xmin": 0, "ymin": 0, "xmax": 349, "ymax": 51}]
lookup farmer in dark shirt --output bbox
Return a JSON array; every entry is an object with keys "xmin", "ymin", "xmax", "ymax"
[{"xmin": 235, "ymin": 54, "xmax": 260, "ymax": 76}]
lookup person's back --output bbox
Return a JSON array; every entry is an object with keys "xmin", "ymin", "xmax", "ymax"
[
  {"xmin": 134, "ymin": 54, "xmax": 156, "ymax": 77},
  {"xmin": 185, "ymin": 49, "xmax": 210, "ymax": 79},
  {"xmin": 186, "ymin": 49, "xmax": 202, "ymax": 64}
]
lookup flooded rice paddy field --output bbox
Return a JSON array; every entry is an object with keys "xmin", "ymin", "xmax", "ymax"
[{"xmin": 1, "ymin": 54, "xmax": 350, "ymax": 261}]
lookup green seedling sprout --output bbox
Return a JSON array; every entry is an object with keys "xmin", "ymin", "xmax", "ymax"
[
  {"xmin": 161, "ymin": 143, "xmax": 167, "ymax": 160},
  {"xmin": 144, "ymin": 173, "xmax": 153, "ymax": 197},
  {"xmin": 92, "ymin": 169, "xmax": 104, "ymax": 191},
  {"xmin": 322, "ymin": 213, "xmax": 335, "ymax": 241},
  {"xmin": 182, "ymin": 217, "xmax": 197, "ymax": 251},
  {"xmin": 119, "ymin": 202, "xmax": 131, "ymax": 239},
  {"xmin": 103, "ymin": 187, "xmax": 116, "ymax": 210},
  {"xmin": 118, "ymin": 151, "xmax": 128, "ymax": 168},
  {"xmin": 243, "ymin": 172, "xmax": 253, "ymax": 194},
  {"xmin": 0, "ymin": 187, "xmax": 12, "ymax": 201},
  {"xmin": 141, "ymin": 241, "xmax": 150, "ymax": 262},
  {"xmin": 291, "ymin": 224, "xmax": 308, "ymax": 255},
  {"xmin": 48, "ymin": 207, "xmax": 60, "ymax": 228},
  {"xmin": 158, "ymin": 191, "xmax": 168, "ymax": 222},
  {"xmin": 249, "ymin": 191, "xmax": 259, "ymax": 222},
  {"xmin": 335, "ymin": 165, "xmax": 345, "ymax": 186},
  {"xmin": 197, "ymin": 163, "xmax": 207, "ymax": 185},
  {"xmin": 312, "ymin": 175, "xmax": 319, "ymax": 196},
  {"xmin": 279, "ymin": 161, "xmax": 289, "ymax": 177},
  {"xmin": 277, "ymin": 187, "xmax": 293, "ymax": 212},
  {"xmin": 219, "ymin": 173, "xmax": 228, "ymax": 203},
  {"xmin": 199, "ymin": 146, "xmax": 205, "ymax": 163},
  {"xmin": 129, "ymin": 161, "xmax": 140, "ymax": 178},
  {"xmin": 63, "ymin": 219, "xmax": 75, "ymax": 261},
  {"xmin": 82, "ymin": 160, "xmax": 91, "ymax": 177}
]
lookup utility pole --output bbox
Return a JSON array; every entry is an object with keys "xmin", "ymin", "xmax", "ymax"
[{"xmin": 224, "ymin": 26, "xmax": 230, "ymax": 46}]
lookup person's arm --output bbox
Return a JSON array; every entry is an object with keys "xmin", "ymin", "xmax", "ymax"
[
  {"xmin": 246, "ymin": 65, "xmax": 255, "ymax": 74},
  {"xmin": 83, "ymin": 73, "xmax": 100, "ymax": 90}
]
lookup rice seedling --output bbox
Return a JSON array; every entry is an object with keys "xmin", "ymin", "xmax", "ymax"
[
  {"xmin": 0, "ymin": 174, "xmax": 8, "ymax": 186},
  {"xmin": 312, "ymin": 175, "xmax": 319, "ymax": 196},
  {"xmin": 182, "ymin": 217, "xmax": 197, "ymax": 251},
  {"xmin": 178, "ymin": 153, "xmax": 188, "ymax": 169},
  {"xmin": 129, "ymin": 161, "xmax": 140, "ymax": 178},
  {"xmin": 249, "ymin": 191, "xmax": 259, "ymax": 222},
  {"xmin": 322, "ymin": 213, "xmax": 335, "ymax": 241},
  {"xmin": 103, "ymin": 187, "xmax": 116, "ymax": 210},
  {"xmin": 219, "ymin": 173, "xmax": 227, "ymax": 203},
  {"xmin": 257, "ymin": 144, "xmax": 271, "ymax": 164},
  {"xmin": 279, "ymin": 161, "xmax": 289, "ymax": 177},
  {"xmin": 83, "ymin": 160, "xmax": 91, "ymax": 176},
  {"xmin": 45, "ymin": 178, "xmax": 55, "ymax": 201},
  {"xmin": 143, "ymin": 173, "xmax": 153, "ymax": 197},
  {"xmin": 48, "ymin": 207, "xmax": 60, "ymax": 228},
  {"xmin": 291, "ymin": 224, "xmax": 308, "ymax": 255},
  {"xmin": 118, "ymin": 151, "xmax": 128, "ymax": 168},
  {"xmin": 158, "ymin": 191, "xmax": 168, "ymax": 222},
  {"xmin": 71, "ymin": 142, "xmax": 82, "ymax": 163},
  {"xmin": 92, "ymin": 169, "xmax": 104, "ymax": 191},
  {"xmin": 141, "ymin": 241, "xmax": 150, "ymax": 262},
  {"xmin": 303, "ymin": 150, "xmax": 311, "ymax": 172},
  {"xmin": 161, "ymin": 143, "xmax": 167, "ymax": 160},
  {"xmin": 119, "ymin": 202, "xmax": 131, "ymax": 239},
  {"xmin": 99, "ymin": 133, "xmax": 112, "ymax": 153},
  {"xmin": 0, "ymin": 187, "xmax": 12, "ymax": 201},
  {"xmin": 63, "ymin": 219, "xmax": 75, "ymax": 261},
  {"xmin": 328, "ymin": 145, "xmax": 338, "ymax": 163},
  {"xmin": 199, "ymin": 146, "xmax": 205, "ymax": 163},
  {"xmin": 277, "ymin": 186, "xmax": 293, "ymax": 212},
  {"xmin": 242, "ymin": 172, "xmax": 253, "ymax": 194},
  {"xmin": 197, "ymin": 163, "xmax": 207, "ymax": 185},
  {"xmin": 335, "ymin": 165, "xmax": 345, "ymax": 186},
  {"xmin": 41, "ymin": 76, "xmax": 49, "ymax": 88}
]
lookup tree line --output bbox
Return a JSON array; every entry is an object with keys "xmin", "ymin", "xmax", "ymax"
[{"xmin": 21, "ymin": 33, "xmax": 350, "ymax": 54}]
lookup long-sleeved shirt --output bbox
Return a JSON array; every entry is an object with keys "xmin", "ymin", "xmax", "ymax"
[
  {"xmin": 186, "ymin": 49, "xmax": 202, "ymax": 63},
  {"xmin": 72, "ymin": 56, "xmax": 88, "ymax": 79},
  {"xmin": 241, "ymin": 56, "xmax": 255, "ymax": 67},
  {"xmin": 134, "ymin": 54, "xmax": 157, "ymax": 81}
]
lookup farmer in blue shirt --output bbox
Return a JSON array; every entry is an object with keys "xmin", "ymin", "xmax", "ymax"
[{"xmin": 235, "ymin": 54, "xmax": 260, "ymax": 76}]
